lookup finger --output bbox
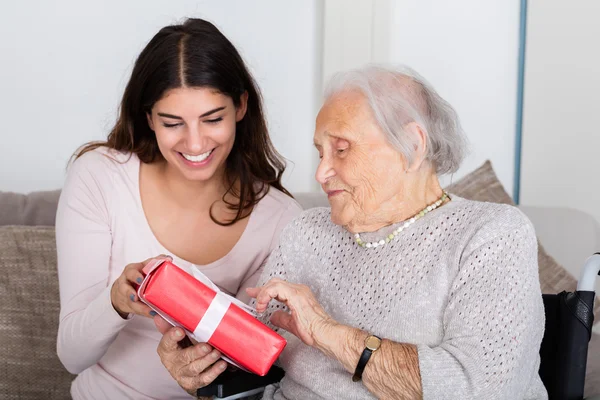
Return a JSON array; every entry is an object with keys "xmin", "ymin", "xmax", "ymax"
[
  {"xmin": 129, "ymin": 301, "xmax": 155, "ymax": 317},
  {"xmin": 255, "ymin": 282, "xmax": 293, "ymax": 312},
  {"xmin": 175, "ymin": 344, "xmax": 217, "ymax": 371},
  {"xmin": 158, "ymin": 327, "xmax": 187, "ymax": 355},
  {"xmin": 253, "ymin": 283, "xmax": 280, "ymax": 312},
  {"xmin": 271, "ymin": 310, "xmax": 313, "ymax": 345},
  {"xmin": 126, "ymin": 255, "xmax": 172, "ymax": 278},
  {"xmin": 270, "ymin": 310, "xmax": 294, "ymax": 331},
  {"xmin": 125, "ymin": 266, "xmax": 145, "ymax": 286},
  {"xmin": 154, "ymin": 315, "xmax": 172, "ymax": 334},
  {"xmin": 118, "ymin": 279, "xmax": 138, "ymax": 302},
  {"xmin": 117, "ymin": 278, "xmax": 137, "ymax": 302},
  {"xmin": 245, "ymin": 287, "xmax": 260, "ymax": 298},
  {"xmin": 181, "ymin": 348, "xmax": 222, "ymax": 378},
  {"xmin": 141, "ymin": 254, "xmax": 173, "ymax": 266},
  {"xmin": 179, "ymin": 359, "xmax": 226, "ymax": 392},
  {"xmin": 197, "ymin": 360, "xmax": 227, "ymax": 386},
  {"xmin": 126, "ymin": 261, "xmax": 148, "ymax": 274}
]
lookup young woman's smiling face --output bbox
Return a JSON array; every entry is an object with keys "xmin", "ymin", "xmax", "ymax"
[{"xmin": 147, "ymin": 87, "xmax": 247, "ymax": 183}]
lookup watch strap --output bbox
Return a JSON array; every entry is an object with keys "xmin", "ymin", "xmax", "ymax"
[{"xmin": 352, "ymin": 347, "xmax": 374, "ymax": 382}]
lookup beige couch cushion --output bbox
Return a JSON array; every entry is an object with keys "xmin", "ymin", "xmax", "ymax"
[{"xmin": 0, "ymin": 226, "xmax": 74, "ymax": 398}]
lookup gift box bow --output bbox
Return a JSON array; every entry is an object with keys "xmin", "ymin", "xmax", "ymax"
[{"xmin": 137, "ymin": 258, "xmax": 263, "ymax": 370}]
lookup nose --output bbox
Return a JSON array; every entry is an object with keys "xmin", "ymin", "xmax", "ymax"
[
  {"xmin": 315, "ymin": 155, "xmax": 335, "ymax": 185},
  {"xmin": 184, "ymin": 123, "xmax": 205, "ymax": 154}
]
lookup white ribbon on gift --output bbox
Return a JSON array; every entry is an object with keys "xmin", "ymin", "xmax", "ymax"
[
  {"xmin": 189, "ymin": 267, "xmax": 258, "ymax": 342},
  {"xmin": 137, "ymin": 258, "xmax": 258, "ymax": 369}
]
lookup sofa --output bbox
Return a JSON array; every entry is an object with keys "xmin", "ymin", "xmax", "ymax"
[{"xmin": 1, "ymin": 161, "xmax": 599, "ymax": 399}]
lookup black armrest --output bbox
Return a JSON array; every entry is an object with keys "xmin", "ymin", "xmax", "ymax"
[{"xmin": 197, "ymin": 365, "xmax": 285, "ymax": 398}]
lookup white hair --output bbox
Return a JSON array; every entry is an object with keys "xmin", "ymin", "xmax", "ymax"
[{"xmin": 323, "ymin": 64, "xmax": 468, "ymax": 175}]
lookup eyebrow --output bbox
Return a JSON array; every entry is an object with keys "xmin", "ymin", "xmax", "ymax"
[
  {"xmin": 157, "ymin": 106, "xmax": 226, "ymax": 120},
  {"xmin": 314, "ymin": 131, "xmax": 349, "ymax": 147}
]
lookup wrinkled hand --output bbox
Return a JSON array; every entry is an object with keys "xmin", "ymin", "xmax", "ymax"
[
  {"xmin": 110, "ymin": 255, "xmax": 171, "ymax": 319},
  {"xmin": 246, "ymin": 278, "xmax": 337, "ymax": 347},
  {"xmin": 154, "ymin": 316, "xmax": 227, "ymax": 396}
]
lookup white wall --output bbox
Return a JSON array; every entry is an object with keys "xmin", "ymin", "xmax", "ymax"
[
  {"xmin": 322, "ymin": 0, "xmax": 521, "ymax": 195},
  {"xmin": 322, "ymin": 0, "xmax": 390, "ymax": 83},
  {"xmin": 0, "ymin": 0, "xmax": 322, "ymax": 194},
  {"xmin": 389, "ymin": 0, "xmax": 521, "ymax": 194},
  {"xmin": 521, "ymin": 0, "xmax": 600, "ymax": 222}
]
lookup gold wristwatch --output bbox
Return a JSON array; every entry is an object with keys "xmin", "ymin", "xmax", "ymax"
[{"xmin": 352, "ymin": 334, "xmax": 382, "ymax": 382}]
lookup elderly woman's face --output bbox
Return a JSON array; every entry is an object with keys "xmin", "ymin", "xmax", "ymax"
[{"xmin": 314, "ymin": 91, "xmax": 407, "ymax": 228}]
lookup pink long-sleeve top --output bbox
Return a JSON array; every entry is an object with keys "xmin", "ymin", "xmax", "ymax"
[{"xmin": 55, "ymin": 147, "xmax": 302, "ymax": 399}]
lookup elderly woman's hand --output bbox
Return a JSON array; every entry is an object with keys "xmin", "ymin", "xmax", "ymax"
[
  {"xmin": 153, "ymin": 316, "xmax": 227, "ymax": 396},
  {"xmin": 246, "ymin": 278, "xmax": 337, "ymax": 347}
]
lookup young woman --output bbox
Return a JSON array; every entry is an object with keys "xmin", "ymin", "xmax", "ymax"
[{"xmin": 55, "ymin": 18, "xmax": 301, "ymax": 399}]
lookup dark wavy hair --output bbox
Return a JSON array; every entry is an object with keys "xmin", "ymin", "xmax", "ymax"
[{"xmin": 76, "ymin": 18, "xmax": 291, "ymax": 225}]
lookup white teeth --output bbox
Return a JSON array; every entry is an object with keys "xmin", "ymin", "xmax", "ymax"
[{"xmin": 181, "ymin": 150, "xmax": 213, "ymax": 162}]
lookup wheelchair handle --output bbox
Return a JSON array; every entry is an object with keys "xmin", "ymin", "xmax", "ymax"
[{"xmin": 577, "ymin": 253, "xmax": 600, "ymax": 292}]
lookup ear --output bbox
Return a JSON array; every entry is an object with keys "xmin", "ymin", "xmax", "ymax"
[
  {"xmin": 235, "ymin": 91, "xmax": 249, "ymax": 122},
  {"xmin": 146, "ymin": 112, "xmax": 155, "ymax": 131},
  {"xmin": 404, "ymin": 122, "xmax": 428, "ymax": 172}
]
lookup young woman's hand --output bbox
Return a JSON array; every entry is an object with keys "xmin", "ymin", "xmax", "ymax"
[{"xmin": 110, "ymin": 255, "xmax": 171, "ymax": 319}]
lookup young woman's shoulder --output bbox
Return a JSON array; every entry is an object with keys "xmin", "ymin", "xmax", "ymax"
[
  {"xmin": 58, "ymin": 147, "xmax": 139, "ymax": 226},
  {"xmin": 249, "ymin": 187, "xmax": 303, "ymax": 240},
  {"xmin": 71, "ymin": 146, "xmax": 136, "ymax": 174},
  {"xmin": 259, "ymin": 187, "xmax": 303, "ymax": 221},
  {"xmin": 63, "ymin": 146, "xmax": 139, "ymax": 203}
]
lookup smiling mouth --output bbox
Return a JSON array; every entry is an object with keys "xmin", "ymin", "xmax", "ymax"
[{"xmin": 179, "ymin": 149, "xmax": 214, "ymax": 163}]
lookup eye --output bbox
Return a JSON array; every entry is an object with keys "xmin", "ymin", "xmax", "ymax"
[
  {"xmin": 205, "ymin": 117, "xmax": 223, "ymax": 124},
  {"xmin": 336, "ymin": 148, "xmax": 348, "ymax": 155},
  {"xmin": 162, "ymin": 122, "xmax": 182, "ymax": 128}
]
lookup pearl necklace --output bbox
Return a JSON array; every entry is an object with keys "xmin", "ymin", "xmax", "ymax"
[{"xmin": 354, "ymin": 191, "xmax": 450, "ymax": 249}]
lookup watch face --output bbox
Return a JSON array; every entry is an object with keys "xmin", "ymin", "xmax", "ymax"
[{"xmin": 365, "ymin": 335, "xmax": 382, "ymax": 351}]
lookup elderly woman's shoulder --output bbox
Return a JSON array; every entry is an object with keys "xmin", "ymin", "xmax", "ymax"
[
  {"xmin": 262, "ymin": 187, "xmax": 303, "ymax": 212},
  {"xmin": 279, "ymin": 206, "xmax": 334, "ymax": 237},
  {"xmin": 448, "ymin": 195, "xmax": 536, "ymax": 243},
  {"xmin": 292, "ymin": 206, "xmax": 333, "ymax": 226}
]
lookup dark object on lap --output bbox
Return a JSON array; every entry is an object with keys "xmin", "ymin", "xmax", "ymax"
[{"xmin": 197, "ymin": 365, "xmax": 285, "ymax": 398}]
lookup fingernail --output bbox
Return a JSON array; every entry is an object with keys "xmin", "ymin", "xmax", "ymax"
[
  {"xmin": 150, "ymin": 311, "xmax": 157, "ymax": 316},
  {"xmin": 219, "ymin": 363, "xmax": 226, "ymax": 370},
  {"xmin": 136, "ymin": 277, "xmax": 143, "ymax": 284},
  {"xmin": 130, "ymin": 294, "xmax": 135, "ymax": 301},
  {"xmin": 174, "ymin": 329, "xmax": 183, "ymax": 338}
]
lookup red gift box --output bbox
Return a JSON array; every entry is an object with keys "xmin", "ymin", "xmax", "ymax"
[{"xmin": 138, "ymin": 260, "xmax": 286, "ymax": 376}]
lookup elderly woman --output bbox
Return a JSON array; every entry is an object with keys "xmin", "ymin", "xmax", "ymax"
[{"xmin": 156, "ymin": 65, "xmax": 547, "ymax": 400}]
